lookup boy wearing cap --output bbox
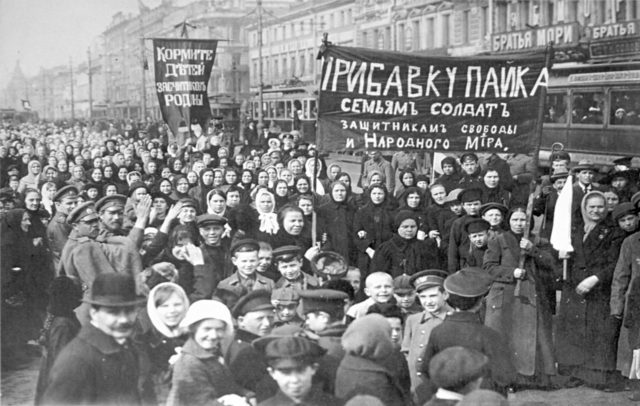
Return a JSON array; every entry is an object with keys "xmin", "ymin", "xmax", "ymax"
[
  {"xmin": 533, "ymin": 169, "xmax": 569, "ymax": 239},
  {"xmin": 298, "ymin": 288, "xmax": 350, "ymax": 394},
  {"xmin": 458, "ymin": 153, "xmax": 482, "ymax": 190},
  {"xmin": 401, "ymin": 270, "xmax": 451, "ymax": 403},
  {"xmin": 393, "ymin": 274, "xmax": 421, "ymax": 319},
  {"xmin": 271, "ymin": 287, "xmax": 304, "ymax": 328},
  {"xmin": 460, "ymin": 218, "xmax": 491, "ymax": 268},
  {"xmin": 253, "ymin": 335, "xmax": 339, "ymax": 406},
  {"xmin": 447, "ymin": 188, "xmax": 483, "ymax": 273},
  {"xmin": 218, "ymin": 239, "xmax": 275, "ymax": 297},
  {"xmin": 423, "ymin": 346, "xmax": 490, "ymax": 406},
  {"xmin": 422, "ymin": 269, "xmax": 515, "ymax": 397},
  {"xmin": 273, "ymin": 245, "xmax": 319, "ymax": 290},
  {"xmin": 227, "ymin": 290, "xmax": 278, "ymax": 400}
]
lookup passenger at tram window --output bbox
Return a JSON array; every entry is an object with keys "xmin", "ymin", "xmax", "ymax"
[
  {"xmin": 581, "ymin": 106, "xmax": 603, "ymax": 124},
  {"xmin": 612, "ymin": 108, "xmax": 627, "ymax": 125}
]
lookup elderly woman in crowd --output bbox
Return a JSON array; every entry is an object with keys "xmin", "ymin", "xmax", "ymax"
[
  {"xmin": 483, "ymin": 206, "xmax": 558, "ymax": 390},
  {"xmin": 556, "ymin": 190, "xmax": 627, "ymax": 391}
]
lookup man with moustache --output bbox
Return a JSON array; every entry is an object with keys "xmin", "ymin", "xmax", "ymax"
[{"xmin": 41, "ymin": 273, "xmax": 155, "ymax": 405}]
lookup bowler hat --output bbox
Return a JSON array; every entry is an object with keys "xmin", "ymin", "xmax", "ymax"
[
  {"xmin": 573, "ymin": 159, "xmax": 597, "ymax": 173},
  {"xmin": 83, "ymin": 273, "xmax": 145, "ymax": 307}
]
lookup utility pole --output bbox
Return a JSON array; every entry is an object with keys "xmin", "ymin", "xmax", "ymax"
[
  {"xmin": 257, "ymin": 0, "xmax": 264, "ymax": 133},
  {"xmin": 140, "ymin": 14, "xmax": 147, "ymax": 121},
  {"xmin": 88, "ymin": 48, "xmax": 93, "ymax": 119},
  {"xmin": 69, "ymin": 57, "xmax": 75, "ymax": 121}
]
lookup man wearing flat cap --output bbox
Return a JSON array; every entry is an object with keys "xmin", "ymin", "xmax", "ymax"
[
  {"xmin": 401, "ymin": 269, "xmax": 451, "ymax": 403},
  {"xmin": 298, "ymin": 289, "xmax": 350, "ymax": 394},
  {"xmin": 422, "ymin": 269, "xmax": 514, "ymax": 398},
  {"xmin": 42, "ymin": 273, "xmax": 154, "ymax": 405},
  {"xmin": 226, "ymin": 290, "xmax": 278, "ymax": 401},
  {"xmin": 46, "ymin": 184, "xmax": 79, "ymax": 269},
  {"xmin": 460, "ymin": 218, "xmax": 491, "ymax": 268},
  {"xmin": 572, "ymin": 159, "xmax": 602, "ymax": 223},
  {"xmin": 271, "ymin": 287, "xmax": 304, "ymax": 328},
  {"xmin": 423, "ymin": 346, "xmax": 489, "ymax": 406},
  {"xmin": 217, "ymin": 239, "xmax": 275, "ymax": 297},
  {"xmin": 193, "ymin": 213, "xmax": 231, "ymax": 300},
  {"xmin": 533, "ymin": 169, "xmax": 569, "ymax": 239},
  {"xmin": 254, "ymin": 335, "xmax": 340, "ymax": 406}
]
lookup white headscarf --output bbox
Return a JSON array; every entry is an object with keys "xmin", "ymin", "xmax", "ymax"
[
  {"xmin": 255, "ymin": 189, "xmax": 279, "ymax": 235},
  {"xmin": 147, "ymin": 282, "xmax": 190, "ymax": 339}
]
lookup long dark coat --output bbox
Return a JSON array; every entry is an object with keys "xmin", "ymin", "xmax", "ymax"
[
  {"xmin": 41, "ymin": 324, "xmax": 156, "ymax": 405},
  {"xmin": 168, "ymin": 337, "xmax": 250, "ymax": 406},
  {"xmin": 353, "ymin": 202, "xmax": 395, "ymax": 276},
  {"xmin": 483, "ymin": 231, "xmax": 557, "ymax": 377},
  {"xmin": 370, "ymin": 235, "xmax": 441, "ymax": 277},
  {"xmin": 335, "ymin": 354, "xmax": 410, "ymax": 406},
  {"xmin": 317, "ymin": 199, "xmax": 356, "ymax": 264},
  {"xmin": 556, "ymin": 220, "xmax": 624, "ymax": 371}
]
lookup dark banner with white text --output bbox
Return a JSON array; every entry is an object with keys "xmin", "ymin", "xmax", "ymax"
[
  {"xmin": 152, "ymin": 38, "xmax": 218, "ymax": 140},
  {"xmin": 317, "ymin": 45, "xmax": 548, "ymax": 152}
]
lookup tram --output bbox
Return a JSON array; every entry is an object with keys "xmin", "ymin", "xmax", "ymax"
[
  {"xmin": 249, "ymin": 86, "xmax": 317, "ymax": 141},
  {"xmin": 541, "ymin": 69, "xmax": 640, "ymax": 165}
]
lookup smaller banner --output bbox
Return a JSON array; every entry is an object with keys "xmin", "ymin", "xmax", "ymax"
[
  {"xmin": 152, "ymin": 38, "xmax": 218, "ymax": 141},
  {"xmin": 317, "ymin": 45, "xmax": 549, "ymax": 153},
  {"xmin": 21, "ymin": 99, "xmax": 31, "ymax": 111}
]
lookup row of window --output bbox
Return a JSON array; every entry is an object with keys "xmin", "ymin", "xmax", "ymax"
[
  {"xmin": 545, "ymin": 89, "xmax": 640, "ymax": 126},
  {"xmin": 251, "ymin": 99, "xmax": 317, "ymax": 120},
  {"xmin": 253, "ymin": 8, "xmax": 354, "ymax": 46},
  {"xmin": 251, "ymin": 50, "xmax": 318, "ymax": 83}
]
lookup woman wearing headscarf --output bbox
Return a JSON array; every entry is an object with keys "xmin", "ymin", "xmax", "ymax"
[
  {"xmin": 114, "ymin": 165, "xmax": 130, "ymax": 195},
  {"xmin": 394, "ymin": 169, "xmax": 416, "ymax": 200},
  {"xmin": 480, "ymin": 167, "xmax": 512, "ymax": 207},
  {"xmin": 370, "ymin": 210, "xmax": 441, "ymax": 277},
  {"xmin": 168, "ymin": 300, "xmax": 254, "ymax": 406},
  {"xmin": 354, "ymin": 184, "xmax": 395, "ymax": 275},
  {"xmin": 188, "ymin": 168, "xmax": 215, "ymax": 213},
  {"xmin": 40, "ymin": 181, "xmax": 57, "ymax": 217},
  {"xmin": 66, "ymin": 164, "xmax": 86, "ymax": 191},
  {"xmin": 335, "ymin": 314, "xmax": 409, "ymax": 406},
  {"xmin": 483, "ymin": 206, "xmax": 558, "ymax": 389},
  {"xmin": 56, "ymin": 160, "xmax": 71, "ymax": 183},
  {"xmin": 434, "ymin": 156, "xmax": 461, "ymax": 193},
  {"xmin": 289, "ymin": 175, "xmax": 318, "ymax": 205},
  {"xmin": 18, "ymin": 160, "xmax": 43, "ymax": 193},
  {"xmin": 556, "ymin": 190, "xmax": 626, "ymax": 390},
  {"xmin": 135, "ymin": 282, "xmax": 189, "ymax": 401},
  {"xmin": 318, "ymin": 181, "xmax": 357, "ymax": 264},
  {"xmin": 398, "ymin": 186, "xmax": 429, "ymax": 237},
  {"xmin": 271, "ymin": 179, "xmax": 291, "ymax": 210},
  {"xmin": 253, "ymin": 188, "xmax": 280, "ymax": 243},
  {"xmin": 170, "ymin": 175, "xmax": 191, "ymax": 201}
]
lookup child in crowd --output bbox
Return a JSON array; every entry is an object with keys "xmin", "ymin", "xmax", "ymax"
[{"xmin": 346, "ymin": 272, "xmax": 394, "ymax": 321}]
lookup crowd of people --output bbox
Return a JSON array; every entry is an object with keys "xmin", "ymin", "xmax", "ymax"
[{"xmin": 2, "ymin": 117, "xmax": 640, "ymax": 405}]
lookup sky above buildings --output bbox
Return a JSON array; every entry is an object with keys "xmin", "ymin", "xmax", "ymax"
[{"xmin": 0, "ymin": 0, "xmax": 161, "ymax": 90}]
